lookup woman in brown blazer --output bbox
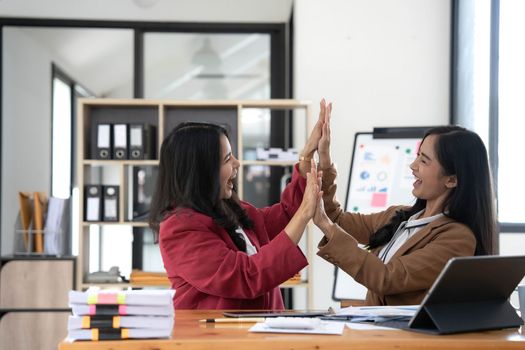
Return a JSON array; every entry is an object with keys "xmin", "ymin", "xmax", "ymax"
[{"xmin": 306, "ymin": 100, "xmax": 497, "ymax": 306}]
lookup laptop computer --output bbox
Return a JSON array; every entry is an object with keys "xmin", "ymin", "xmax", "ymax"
[{"xmin": 407, "ymin": 255, "xmax": 525, "ymax": 334}]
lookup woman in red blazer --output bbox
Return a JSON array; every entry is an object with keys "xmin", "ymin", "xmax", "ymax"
[{"xmin": 149, "ymin": 113, "xmax": 326, "ymax": 309}]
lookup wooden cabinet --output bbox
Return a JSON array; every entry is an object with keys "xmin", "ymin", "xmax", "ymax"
[
  {"xmin": 76, "ymin": 99, "xmax": 313, "ymax": 307},
  {"xmin": 0, "ymin": 256, "xmax": 75, "ymax": 350}
]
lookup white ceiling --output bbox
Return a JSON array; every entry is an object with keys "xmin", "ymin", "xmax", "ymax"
[
  {"xmin": 12, "ymin": 27, "xmax": 271, "ymax": 99},
  {"xmin": 0, "ymin": 0, "xmax": 293, "ymax": 23},
  {"xmin": 2, "ymin": 0, "xmax": 286, "ymax": 98}
]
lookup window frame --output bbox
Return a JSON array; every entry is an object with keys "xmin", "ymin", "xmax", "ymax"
[
  {"xmin": 0, "ymin": 16, "xmax": 294, "ymax": 254},
  {"xmin": 452, "ymin": 0, "xmax": 524, "ymax": 233}
]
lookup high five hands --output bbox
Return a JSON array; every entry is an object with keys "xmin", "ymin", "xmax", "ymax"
[
  {"xmin": 299, "ymin": 99, "xmax": 332, "ymax": 177},
  {"xmin": 299, "ymin": 99, "xmax": 334, "ymax": 237}
]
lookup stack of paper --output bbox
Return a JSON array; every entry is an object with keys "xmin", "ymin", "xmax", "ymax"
[
  {"xmin": 66, "ymin": 289, "xmax": 175, "ymax": 341},
  {"xmin": 323, "ymin": 305, "xmax": 418, "ymax": 323}
]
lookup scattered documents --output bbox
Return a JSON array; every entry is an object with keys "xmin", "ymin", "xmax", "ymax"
[
  {"xmin": 336, "ymin": 305, "xmax": 418, "ymax": 317},
  {"xmin": 323, "ymin": 305, "xmax": 418, "ymax": 323}
]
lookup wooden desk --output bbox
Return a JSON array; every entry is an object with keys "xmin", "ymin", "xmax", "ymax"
[{"xmin": 58, "ymin": 310, "xmax": 525, "ymax": 350}]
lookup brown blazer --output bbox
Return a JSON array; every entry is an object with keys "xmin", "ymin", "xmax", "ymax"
[{"xmin": 317, "ymin": 164, "xmax": 476, "ymax": 306}]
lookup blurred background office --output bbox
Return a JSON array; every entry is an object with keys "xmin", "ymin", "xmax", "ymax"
[{"xmin": 1, "ymin": 0, "xmax": 525, "ymax": 312}]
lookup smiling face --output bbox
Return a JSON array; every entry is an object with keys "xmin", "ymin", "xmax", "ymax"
[
  {"xmin": 410, "ymin": 134, "xmax": 458, "ymax": 213},
  {"xmin": 219, "ymin": 134, "xmax": 240, "ymax": 199}
]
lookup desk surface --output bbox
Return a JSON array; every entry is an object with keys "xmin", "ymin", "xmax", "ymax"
[{"xmin": 58, "ymin": 310, "xmax": 525, "ymax": 350}]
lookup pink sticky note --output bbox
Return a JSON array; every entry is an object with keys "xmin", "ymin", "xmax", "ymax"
[
  {"xmin": 371, "ymin": 192, "xmax": 387, "ymax": 207},
  {"xmin": 98, "ymin": 293, "xmax": 118, "ymax": 304},
  {"xmin": 119, "ymin": 305, "xmax": 127, "ymax": 315},
  {"xmin": 89, "ymin": 304, "xmax": 96, "ymax": 315}
]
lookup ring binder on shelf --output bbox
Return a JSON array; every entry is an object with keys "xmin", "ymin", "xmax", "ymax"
[
  {"xmin": 129, "ymin": 124, "xmax": 156, "ymax": 160},
  {"xmin": 113, "ymin": 124, "xmax": 128, "ymax": 159},
  {"xmin": 85, "ymin": 185, "xmax": 102, "ymax": 221},
  {"xmin": 129, "ymin": 166, "xmax": 158, "ymax": 221},
  {"xmin": 94, "ymin": 124, "xmax": 112, "ymax": 159},
  {"xmin": 103, "ymin": 185, "xmax": 119, "ymax": 222}
]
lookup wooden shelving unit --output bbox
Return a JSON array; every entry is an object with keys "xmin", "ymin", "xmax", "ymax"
[{"xmin": 76, "ymin": 98, "xmax": 313, "ymax": 307}]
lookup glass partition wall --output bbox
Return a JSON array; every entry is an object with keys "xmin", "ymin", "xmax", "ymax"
[{"xmin": 1, "ymin": 19, "xmax": 292, "ymax": 302}]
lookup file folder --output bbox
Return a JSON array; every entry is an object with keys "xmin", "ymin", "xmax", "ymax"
[
  {"xmin": 408, "ymin": 255, "xmax": 525, "ymax": 334},
  {"xmin": 131, "ymin": 166, "xmax": 158, "ymax": 221},
  {"xmin": 113, "ymin": 124, "xmax": 128, "ymax": 159},
  {"xmin": 33, "ymin": 191, "xmax": 47, "ymax": 253},
  {"xmin": 17, "ymin": 191, "xmax": 34, "ymax": 251},
  {"xmin": 102, "ymin": 185, "xmax": 119, "ymax": 222},
  {"xmin": 94, "ymin": 124, "xmax": 112, "ymax": 159},
  {"xmin": 129, "ymin": 124, "xmax": 156, "ymax": 160},
  {"xmin": 85, "ymin": 185, "xmax": 102, "ymax": 221}
]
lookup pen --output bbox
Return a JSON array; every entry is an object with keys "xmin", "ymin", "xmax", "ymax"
[{"xmin": 199, "ymin": 317, "xmax": 265, "ymax": 323}]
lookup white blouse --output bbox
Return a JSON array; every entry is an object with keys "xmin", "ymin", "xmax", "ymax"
[
  {"xmin": 235, "ymin": 227, "xmax": 258, "ymax": 256},
  {"xmin": 378, "ymin": 210, "xmax": 444, "ymax": 263}
]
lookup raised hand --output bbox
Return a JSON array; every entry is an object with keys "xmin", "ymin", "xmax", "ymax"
[
  {"xmin": 298, "ymin": 159, "xmax": 323, "ymax": 220},
  {"xmin": 318, "ymin": 101, "xmax": 332, "ymax": 169},
  {"xmin": 299, "ymin": 99, "xmax": 330, "ymax": 177},
  {"xmin": 313, "ymin": 184, "xmax": 333, "ymax": 238},
  {"xmin": 284, "ymin": 159, "xmax": 323, "ymax": 244}
]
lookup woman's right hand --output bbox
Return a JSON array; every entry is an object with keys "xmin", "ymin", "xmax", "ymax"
[
  {"xmin": 298, "ymin": 159, "xmax": 323, "ymax": 220},
  {"xmin": 318, "ymin": 101, "xmax": 332, "ymax": 169},
  {"xmin": 298, "ymin": 99, "xmax": 329, "ymax": 177},
  {"xmin": 284, "ymin": 159, "xmax": 322, "ymax": 244}
]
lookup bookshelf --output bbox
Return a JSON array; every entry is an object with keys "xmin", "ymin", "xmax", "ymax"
[{"xmin": 76, "ymin": 98, "xmax": 313, "ymax": 307}]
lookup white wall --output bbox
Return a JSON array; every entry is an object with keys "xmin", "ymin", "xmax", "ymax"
[
  {"xmin": 1, "ymin": 28, "xmax": 55, "ymax": 254},
  {"xmin": 294, "ymin": 0, "xmax": 452, "ymax": 309}
]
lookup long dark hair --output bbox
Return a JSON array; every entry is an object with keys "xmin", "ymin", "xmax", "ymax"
[
  {"xmin": 367, "ymin": 126, "xmax": 496, "ymax": 255},
  {"xmin": 149, "ymin": 122, "xmax": 253, "ymax": 252}
]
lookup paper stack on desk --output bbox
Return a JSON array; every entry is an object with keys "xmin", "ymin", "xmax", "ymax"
[
  {"xmin": 66, "ymin": 289, "xmax": 175, "ymax": 341},
  {"xmin": 323, "ymin": 305, "xmax": 418, "ymax": 323}
]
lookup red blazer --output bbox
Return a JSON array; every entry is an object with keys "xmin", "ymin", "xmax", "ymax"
[{"xmin": 159, "ymin": 165, "xmax": 308, "ymax": 310}]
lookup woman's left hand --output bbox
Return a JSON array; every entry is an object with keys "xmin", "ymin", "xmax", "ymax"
[
  {"xmin": 313, "ymin": 188, "xmax": 333, "ymax": 239},
  {"xmin": 298, "ymin": 159, "xmax": 323, "ymax": 220}
]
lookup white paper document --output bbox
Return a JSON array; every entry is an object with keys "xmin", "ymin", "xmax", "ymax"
[
  {"xmin": 249, "ymin": 320, "xmax": 345, "ymax": 335},
  {"xmin": 44, "ymin": 197, "xmax": 69, "ymax": 255},
  {"xmin": 345, "ymin": 322, "xmax": 398, "ymax": 331},
  {"xmin": 335, "ymin": 305, "xmax": 418, "ymax": 317},
  {"xmin": 323, "ymin": 305, "xmax": 418, "ymax": 324}
]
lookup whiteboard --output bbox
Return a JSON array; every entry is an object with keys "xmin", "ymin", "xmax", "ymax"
[{"xmin": 332, "ymin": 129, "xmax": 427, "ymax": 301}]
